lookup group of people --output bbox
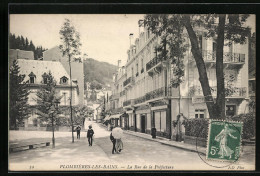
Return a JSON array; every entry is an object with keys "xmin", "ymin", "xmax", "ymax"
[
  {"xmin": 75, "ymin": 125, "xmax": 94, "ymax": 146},
  {"xmin": 74, "ymin": 125, "xmax": 123, "ymax": 154}
]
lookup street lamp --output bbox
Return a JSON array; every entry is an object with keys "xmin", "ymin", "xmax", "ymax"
[{"xmin": 51, "ymin": 99, "xmax": 60, "ymax": 148}]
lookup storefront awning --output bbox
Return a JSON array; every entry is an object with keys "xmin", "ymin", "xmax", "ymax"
[
  {"xmin": 103, "ymin": 115, "xmax": 111, "ymax": 121},
  {"xmin": 110, "ymin": 114, "xmax": 123, "ymax": 119}
]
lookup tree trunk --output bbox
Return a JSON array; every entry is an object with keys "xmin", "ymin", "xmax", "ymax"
[
  {"xmin": 182, "ymin": 15, "xmax": 218, "ymax": 119},
  {"xmin": 52, "ymin": 113, "xmax": 55, "ymax": 148},
  {"xmin": 69, "ymin": 55, "xmax": 74, "ymax": 143},
  {"xmin": 215, "ymin": 14, "xmax": 226, "ymax": 120}
]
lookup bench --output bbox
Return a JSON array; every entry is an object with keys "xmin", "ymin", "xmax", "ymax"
[{"xmin": 10, "ymin": 142, "xmax": 51, "ymax": 153}]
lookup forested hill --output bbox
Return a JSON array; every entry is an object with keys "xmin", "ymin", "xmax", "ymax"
[{"xmin": 84, "ymin": 58, "xmax": 117, "ymax": 89}]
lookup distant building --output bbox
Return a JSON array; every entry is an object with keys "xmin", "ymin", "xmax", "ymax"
[{"xmin": 9, "ymin": 49, "xmax": 34, "ymax": 66}]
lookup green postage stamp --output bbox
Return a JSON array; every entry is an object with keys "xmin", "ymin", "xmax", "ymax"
[{"xmin": 206, "ymin": 120, "xmax": 243, "ymax": 162}]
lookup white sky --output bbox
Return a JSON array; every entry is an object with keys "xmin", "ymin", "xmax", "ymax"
[{"xmin": 9, "ymin": 14, "xmax": 255, "ymax": 66}]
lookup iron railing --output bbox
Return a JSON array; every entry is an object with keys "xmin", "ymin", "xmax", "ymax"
[{"xmin": 146, "ymin": 56, "xmax": 167, "ymax": 71}]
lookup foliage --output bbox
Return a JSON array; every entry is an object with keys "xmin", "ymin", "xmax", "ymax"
[
  {"xmin": 84, "ymin": 58, "xmax": 117, "ymax": 89},
  {"xmin": 183, "ymin": 113, "xmax": 255, "ymax": 140},
  {"xmin": 90, "ymin": 80, "xmax": 103, "ymax": 90},
  {"xmin": 9, "ymin": 33, "xmax": 47, "ymax": 59},
  {"xmin": 59, "ymin": 18, "xmax": 82, "ymax": 62},
  {"xmin": 228, "ymin": 113, "xmax": 255, "ymax": 140},
  {"xmin": 35, "ymin": 72, "xmax": 62, "ymax": 125},
  {"xmin": 144, "ymin": 14, "xmax": 250, "ymax": 119},
  {"xmin": 183, "ymin": 118, "xmax": 209, "ymax": 139},
  {"xmin": 9, "ymin": 59, "xmax": 30, "ymax": 129}
]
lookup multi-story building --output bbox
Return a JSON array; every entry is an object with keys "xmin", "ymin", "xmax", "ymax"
[
  {"xmin": 16, "ymin": 59, "xmax": 79, "ymax": 129},
  {"xmin": 107, "ymin": 19, "xmax": 250, "ymax": 139},
  {"xmin": 248, "ymin": 32, "xmax": 256, "ymax": 112}
]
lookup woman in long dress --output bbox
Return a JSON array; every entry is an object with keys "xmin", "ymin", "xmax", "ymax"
[{"xmin": 215, "ymin": 123, "xmax": 237, "ymax": 159}]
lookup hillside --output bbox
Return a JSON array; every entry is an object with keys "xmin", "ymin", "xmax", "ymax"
[{"xmin": 84, "ymin": 58, "xmax": 117, "ymax": 89}]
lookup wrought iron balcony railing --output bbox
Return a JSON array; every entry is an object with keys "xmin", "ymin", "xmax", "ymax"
[
  {"xmin": 120, "ymin": 90, "xmax": 126, "ymax": 97},
  {"xmin": 123, "ymin": 99, "xmax": 134, "ymax": 107},
  {"xmin": 123, "ymin": 76, "xmax": 135, "ymax": 88},
  {"xmin": 134, "ymin": 95, "xmax": 146, "ymax": 104},
  {"xmin": 199, "ymin": 50, "xmax": 246, "ymax": 63},
  {"xmin": 145, "ymin": 87, "xmax": 172, "ymax": 101},
  {"xmin": 146, "ymin": 56, "xmax": 167, "ymax": 72},
  {"xmin": 190, "ymin": 85, "xmax": 247, "ymax": 97}
]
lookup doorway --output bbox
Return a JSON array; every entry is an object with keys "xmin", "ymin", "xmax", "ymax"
[{"xmin": 141, "ymin": 115, "xmax": 146, "ymax": 133}]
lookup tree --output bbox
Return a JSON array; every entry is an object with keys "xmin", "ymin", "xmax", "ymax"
[
  {"xmin": 145, "ymin": 14, "xmax": 250, "ymax": 119},
  {"xmin": 59, "ymin": 18, "xmax": 82, "ymax": 143},
  {"xmin": 9, "ymin": 59, "xmax": 30, "ymax": 130},
  {"xmin": 36, "ymin": 72, "xmax": 61, "ymax": 148}
]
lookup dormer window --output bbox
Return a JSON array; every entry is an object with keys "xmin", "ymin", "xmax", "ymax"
[
  {"xmin": 28, "ymin": 72, "xmax": 36, "ymax": 84},
  {"xmin": 42, "ymin": 72, "xmax": 48, "ymax": 84},
  {"xmin": 60, "ymin": 76, "xmax": 68, "ymax": 84}
]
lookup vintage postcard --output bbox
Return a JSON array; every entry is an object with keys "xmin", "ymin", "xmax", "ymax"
[{"xmin": 8, "ymin": 11, "xmax": 255, "ymax": 171}]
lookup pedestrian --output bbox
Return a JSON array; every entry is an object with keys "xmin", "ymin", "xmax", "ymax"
[
  {"xmin": 76, "ymin": 125, "xmax": 81, "ymax": 139},
  {"xmin": 87, "ymin": 125, "xmax": 94, "ymax": 146},
  {"xmin": 110, "ymin": 127, "xmax": 116, "ymax": 154}
]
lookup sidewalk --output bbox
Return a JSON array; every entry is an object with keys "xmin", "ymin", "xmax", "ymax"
[{"xmin": 98, "ymin": 123, "xmax": 254, "ymax": 159}]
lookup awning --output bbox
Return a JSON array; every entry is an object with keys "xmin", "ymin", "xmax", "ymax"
[
  {"xmin": 110, "ymin": 114, "xmax": 123, "ymax": 119},
  {"xmin": 104, "ymin": 115, "xmax": 111, "ymax": 121}
]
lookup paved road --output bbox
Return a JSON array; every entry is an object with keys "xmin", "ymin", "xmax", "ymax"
[{"xmin": 9, "ymin": 122, "xmax": 255, "ymax": 171}]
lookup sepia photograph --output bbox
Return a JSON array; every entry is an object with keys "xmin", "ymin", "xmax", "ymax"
[{"xmin": 8, "ymin": 12, "xmax": 256, "ymax": 171}]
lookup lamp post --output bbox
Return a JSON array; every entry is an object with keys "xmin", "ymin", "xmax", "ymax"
[{"xmin": 51, "ymin": 99, "xmax": 60, "ymax": 148}]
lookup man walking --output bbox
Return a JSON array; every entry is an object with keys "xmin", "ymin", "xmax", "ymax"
[
  {"xmin": 87, "ymin": 125, "xmax": 94, "ymax": 146},
  {"xmin": 76, "ymin": 125, "xmax": 81, "ymax": 139},
  {"xmin": 110, "ymin": 127, "xmax": 116, "ymax": 154}
]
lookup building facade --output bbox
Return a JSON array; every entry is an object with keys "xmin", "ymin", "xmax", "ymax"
[
  {"xmin": 17, "ymin": 59, "xmax": 80, "ymax": 129},
  {"xmin": 106, "ymin": 20, "xmax": 250, "ymax": 139},
  {"xmin": 43, "ymin": 46, "xmax": 85, "ymax": 105}
]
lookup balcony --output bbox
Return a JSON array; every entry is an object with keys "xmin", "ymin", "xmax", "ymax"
[
  {"xmin": 123, "ymin": 99, "xmax": 135, "ymax": 108},
  {"xmin": 110, "ymin": 93, "xmax": 120, "ymax": 100},
  {"xmin": 110, "ymin": 107, "xmax": 124, "ymax": 115},
  {"xmin": 123, "ymin": 77, "xmax": 135, "ymax": 89},
  {"xmin": 190, "ymin": 85, "xmax": 247, "ymax": 98},
  {"xmin": 190, "ymin": 50, "xmax": 245, "ymax": 69},
  {"xmin": 146, "ymin": 56, "xmax": 167, "ymax": 77},
  {"xmin": 134, "ymin": 95, "xmax": 146, "ymax": 105},
  {"xmin": 120, "ymin": 90, "xmax": 126, "ymax": 97},
  {"xmin": 145, "ymin": 87, "xmax": 172, "ymax": 102}
]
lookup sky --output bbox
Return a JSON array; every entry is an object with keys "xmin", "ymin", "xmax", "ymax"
[{"xmin": 10, "ymin": 14, "xmax": 255, "ymax": 66}]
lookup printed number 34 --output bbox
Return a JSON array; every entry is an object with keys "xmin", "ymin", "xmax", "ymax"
[{"xmin": 210, "ymin": 146, "xmax": 218, "ymax": 155}]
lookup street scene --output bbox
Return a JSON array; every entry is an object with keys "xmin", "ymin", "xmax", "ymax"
[{"xmin": 8, "ymin": 13, "xmax": 255, "ymax": 171}]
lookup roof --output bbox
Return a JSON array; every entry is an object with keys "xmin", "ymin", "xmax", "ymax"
[{"xmin": 17, "ymin": 59, "xmax": 77, "ymax": 86}]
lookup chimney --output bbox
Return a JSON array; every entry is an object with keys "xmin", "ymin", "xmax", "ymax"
[{"xmin": 118, "ymin": 60, "xmax": 121, "ymax": 68}]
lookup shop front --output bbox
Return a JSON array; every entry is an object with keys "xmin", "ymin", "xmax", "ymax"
[
  {"xmin": 150, "ymin": 100, "xmax": 171, "ymax": 139},
  {"xmin": 135, "ymin": 106, "xmax": 151, "ymax": 134}
]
